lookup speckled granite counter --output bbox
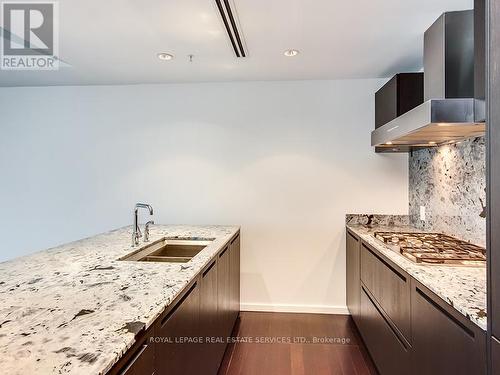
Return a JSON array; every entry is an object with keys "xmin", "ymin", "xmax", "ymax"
[
  {"xmin": 0, "ymin": 225, "xmax": 239, "ymax": 375},
  {"xmin": 347, "ymin": 224, "xmax": 487, "ymax": 331}
]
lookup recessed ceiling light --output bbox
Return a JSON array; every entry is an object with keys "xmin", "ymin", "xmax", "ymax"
[
  {"xmin": 157, "ymin": 53, "xmax": 174, "ymax": 61},
  {"xmin": 386, "ymin": 141, "xmax": 393, "ymax": 145},
  {"xmin": 284, "ymin": 49, "xmax": 300, "ymax": 57}
]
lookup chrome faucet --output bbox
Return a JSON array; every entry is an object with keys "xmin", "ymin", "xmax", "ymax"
[{"xmin": 132, "ymin": 203, "xmax": 154, "ymax": 247}]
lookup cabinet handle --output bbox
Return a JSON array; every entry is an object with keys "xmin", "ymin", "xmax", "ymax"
[
  {"xmin": 161, "ymin": 282, "xmax": 197, "ymax": 327},
  {"xmin": 347, "ymin": 231, "xmax": 358, "ymax": 243},
  {"xmin": 202, "ymin": 261, "xmax": 216, "ymax": 277},
  {"xmin": 231, "ymin": 235, "xmax": 239, "ymax": 245},
  {"xmin": 219, "ymin": 246, "xmax": 228, "ymax": 257},
  {"xmin": 415, "ymin": 287, "xmax": 475, "ymax": 338},
  {"xmin": 363, "ymin": 243, "xmax": 407, "ymax": 282},
  {"xmin": 118, "ymin": 342, "xmax": 148, "ymax": 375},
  {"xmin": 361, "ymin": 285, "xmax": 410, "ymax": 350}
]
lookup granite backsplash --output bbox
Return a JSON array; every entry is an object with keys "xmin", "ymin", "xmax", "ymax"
[
  {"xmin": 409, "ymin": 137, "xmax": 486, "ymax": 247},
  {"xmin": 346, "ymin": 214, "xmax": 410, "ymax": 227}
]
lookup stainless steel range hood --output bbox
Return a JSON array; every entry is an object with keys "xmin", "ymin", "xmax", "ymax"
[
  {"xmin": 372, "ymin": 8, "xmax": 485, "ymax": 152},
  {"xmin": 372, "ymin": 98, "xmax": 485, "ymax": 152}
]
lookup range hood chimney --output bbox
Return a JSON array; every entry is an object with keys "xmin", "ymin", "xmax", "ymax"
[{"xmin": 372, "ymin": 5, "xmax": 485, "ymax": 152}]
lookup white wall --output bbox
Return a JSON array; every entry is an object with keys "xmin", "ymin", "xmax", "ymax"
[{"xmin": 0, "ymin": 80, "xmax": 408, "ymax": 313}]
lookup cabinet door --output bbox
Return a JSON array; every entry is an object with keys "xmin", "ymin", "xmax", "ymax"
[
  {"xmin": 358, "ymin": 286, "xmax": 409, "ymax": 375},
  {"xmin": 229, "ymin": 234, "xmax": 240, "ymax": 329},
  {"xmin": 411, "ymin": 280, "xmax": 486, "ymax": 375},
  {"xmin": 156, "ymin": 282, "xmax": 200, "ymax": 375},
  {"xmin": 199, "ymin": 260, "xmax": 221, "ymax": 375},
  {"xmin": 117, "ymin": 341, "xmax": 154, "ymax": 375},
  {"xmin": 489, "ymin": 0, "xmax": 500, "ymax": 344},
  {"xmin": 346, "ymin": 231, "xmax": 360, "ymax": 324},
  {"xmin": 110, "ymin": 329, "xmax": 155, "ymax": 375},
  {"xmin": 360, "ymin": 242, "xmax": 411, "ymax": 341},
  {"xmin": 217, "ymin": 245, "xmax": 231, "ymax": 342}
]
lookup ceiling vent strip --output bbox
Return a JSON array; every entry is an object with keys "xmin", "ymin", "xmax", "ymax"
[{"xmin": 215, "ymin": 0, "xmax": 246, "ymax": 57}]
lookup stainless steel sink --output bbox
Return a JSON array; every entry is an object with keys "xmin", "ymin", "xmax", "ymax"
[{"xmin": 119, "ymin": 238, "xmax": 213, "ymax": 263}]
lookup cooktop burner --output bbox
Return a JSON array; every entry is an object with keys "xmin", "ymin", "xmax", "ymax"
[{"xmin": 373, "ymin": 231, "xmax": 486, "ymax": 266}]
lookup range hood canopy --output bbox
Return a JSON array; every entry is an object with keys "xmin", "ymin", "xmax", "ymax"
[
  {"xmin": 372, "ymin": 7, "xmax": 485, "ymax": 152},
  {"xmin": 372, "ymin": 98, "xmax": 485, "ymax": 152}
]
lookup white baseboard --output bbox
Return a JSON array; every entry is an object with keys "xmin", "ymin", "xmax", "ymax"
[{"xmin": 240, "ymin": 303, "xmax": 349, "ymax": 315}]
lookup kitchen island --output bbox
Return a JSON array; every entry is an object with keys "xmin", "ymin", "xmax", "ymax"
[{"xmin": 0, "ymin": 225, "xmax": 240, "ymax": 374}]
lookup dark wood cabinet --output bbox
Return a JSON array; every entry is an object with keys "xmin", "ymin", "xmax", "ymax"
[
  {"xmin": 200, "ymin": 260, "xmax": 221, "ymax": 375},
  {"xmin": 410, "ymin": 280, "xmax": 486, "ymax": 375},
  {"xmin": 215, "ymin": 236, "xmax": 241, "ymax": 367},
  {"xmin": 347, "ymin": 229, "xmax": 486, "ymax": 375},
  {"xmin": 488, "ymin": 0, "xmax": 500, "ymax": 370},
  {"xmin": 108, "ymin": 330, "xmax": 155, "ymax": 375},
  {"xmin": 229, "ymin": 235, "xmax": 240, "ymax": 327},
  {"xmin": 358, "ymin": 285, "xmax": 410, "ymax": 375},
  {"xmin": 346, "ymin": 230, "xmax": 361, "ymax": 324},
  {"xmin": 118, "ymin": 342, "xmax": 155, "ymax": 375},
  {"xmin": 375, "ymin": 72, "xmax": 424, "ymax": 129},
  {"xmin": 356, "ymin": 240, "xmax": 412, "ymax": 375},
  {"xmin": 360, "ymin": 242, "xmax": 411, "ymax": 342},
  {"xmin": 218, "ymin": 245, "xmax": 232, "ymax": 339},
  {"xmin": 156, "ymin": 281, "xmax": 201, "ymax": 375},
  {"xmin": 488, "ymin": 0, "xmax": 500, "ymax": 371},
  {"xmin": 109, "ymin": 230, "xmax": 241, "ymax": 375}
]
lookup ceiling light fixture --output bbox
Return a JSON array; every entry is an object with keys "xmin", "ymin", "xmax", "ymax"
[
  {"xmin": 284, "ymin": 49, "xmax": 300, "ymax": 57},
  {"xmin": 429, "ymin": 141, "xmax": 437, "ymax": 145},
  {"xmin": 157, "ymin": 53, "xmax": 174, "ymax": 61},
  {"xmin": 386, "ymin": 141, "xmax": 393, "ymax": 145}
]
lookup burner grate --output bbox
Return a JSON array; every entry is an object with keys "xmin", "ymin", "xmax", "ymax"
[{"xmin": 373, "ymin": 232, "xmax": 486, "ymax": 265}]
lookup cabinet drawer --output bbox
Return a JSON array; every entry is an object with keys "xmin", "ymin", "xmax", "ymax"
[
  {"xmin": 359, "ymin": 286, "xmax": 409, "ymax": 375},
  {"xmin": 229, "ymin": 234, "xmax": 240, "ymax": 327},
  {"xmin": 156, "ymin": 282, "xmax": 200, "ymax": 375},
  {"xmin": 411, "ymin": 281, "xmax": 486, "ymax": 375},
  {"xmin": 360, "ymin": 242, "xmax": 411, "ymax": 340},
  {"xmin": 200, "ymin": 260, "xmax": 221, "ymax": 375},
  {"xmin": 118, "ymin": 341, "xmax": 154, "ymax": 375}
]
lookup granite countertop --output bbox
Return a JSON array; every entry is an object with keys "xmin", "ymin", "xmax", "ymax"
[
  {"xmin": 0, "ymin": 225, "xmax": 239, "ymax": 375},
  {"xmin": 347, "ymin": 223, "xmax": 487, "ymax": 330}
]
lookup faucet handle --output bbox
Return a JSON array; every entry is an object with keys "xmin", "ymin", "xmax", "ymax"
[
  {"xmin": 132, "ymin": 225, "xmax": 142, "ymax": 247},
  {"xmin": 144, "ymin": 221, "xmax": 154, "ymax": 242}
]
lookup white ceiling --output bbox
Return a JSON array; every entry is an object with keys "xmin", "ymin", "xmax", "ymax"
[{"xmin": 0, "ymin": 0, "xmax": 473, "ymax": 86}]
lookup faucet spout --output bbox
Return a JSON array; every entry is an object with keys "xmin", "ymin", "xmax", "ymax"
[{"xmin": 135, "ymin": 203, "xmax": 153, "ymax": 215}]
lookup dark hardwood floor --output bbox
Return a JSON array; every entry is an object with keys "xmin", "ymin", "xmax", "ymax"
[{"xmin": 218, "ymin": 312, "xmax": 378, "ymax": 375}]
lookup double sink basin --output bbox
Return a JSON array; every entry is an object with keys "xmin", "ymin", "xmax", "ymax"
[{"xmin": 120, "ymin": 237, "xmax": 213, "ymax": 263}]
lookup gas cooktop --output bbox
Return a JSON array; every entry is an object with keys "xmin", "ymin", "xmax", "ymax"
[{"xmin": 373, "ymin": 231, "xmax": 486, "ymax": 266}]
